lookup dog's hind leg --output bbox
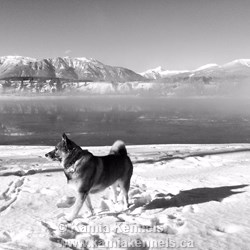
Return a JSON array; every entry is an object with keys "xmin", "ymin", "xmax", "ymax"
[
  {"xmin": 65, "ymin": 192, "xmax": 88, "ymax": 222},
  {"xmin": 111, "ymin": 182, "xmax": 118, "ymax": 204},
  {"xmin": 120, "ymin": 165, "xmax": 133, "ymax": 210},
  {"xmin": 120, "ymin": 186, "xmax": 129, "ymax": 210},
  {"xmin": 85, "ymin": 195, "xmax": 94, "ymax": 216},
  {"xmin": 118, "ymin": 179, "xmax": 130, "ymax": 210}
]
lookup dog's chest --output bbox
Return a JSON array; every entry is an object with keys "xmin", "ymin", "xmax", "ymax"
[
  {"xmin": 62, "ymin": 162, "xmax": 77, "ymax": 180},
  {"xmin": 62, "ymin": 156, "xmax": 84, "ymax": 180}
]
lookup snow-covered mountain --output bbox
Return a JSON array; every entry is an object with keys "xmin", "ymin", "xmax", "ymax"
[
  {"xmin": 0, "ymin": 56, "xmax": 145, "ymax": 82},
  {"xmin": 49, "ymin": 57, "xmax": 145, "ymax": 82},
  {"xmin": 2, "ymin": 56, "xmax": 250, "ymax": 83},
  {"xmin": 141, "ymin": 59, "xmax": 250, "ymax": 80},
  {"xmin": 222, "ymin": 59, "xmax": 250, "ymax": 75},
  {"xmin": 194, "ymin": 63, "xmax": 219, "ymax": 72},
  {"xmin": 137, "ymin": 60, "xmax": 250, "ymax": 96},
  {"xmin": 140, "ymin": 66, "xmax": 188, "ymax": 79},
  {"xmin": 1, "ymin": 56, "xmax": 250, "ymax": 96},
  {"xmin": 0, "ymin": 56, "xmax": 55, "ymax": 79}
]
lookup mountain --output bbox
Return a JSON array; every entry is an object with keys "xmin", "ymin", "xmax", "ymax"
[
  {"xmin": 137, "ymin": 59, "xmax": 250, "ymax": 96},
  {"xmin": 0, "ymin": 56, "xmax": 145, "ymax": 82},
  {"xmin": 222, "ymin": 59, "xmax": 250, "ymax": 76},
  {"xmin": 0, "ymin": 56, "xmax": 55, "ymax": 79},
  {"xmin": 141, "ymin": 59, "xmax": 250, "ymax": 81},
  {"xmin": 194, "ymin": 63, "xmax": 219, "ymax": 71},
  {"xmin": 1, "ymin": 56, "xmax": 250, "ymax": 96},
  {"xmin": 140, "ymin": 66, "xmax": 188, "ymax": 79},
  {"xmin": 2, "ymin": 56, "xmax": 250, "ymax": 83}
]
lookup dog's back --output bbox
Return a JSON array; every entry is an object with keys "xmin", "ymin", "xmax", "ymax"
[{"xmin": 91, "ymin": 140, "xmax": 133, "ymax": 193}]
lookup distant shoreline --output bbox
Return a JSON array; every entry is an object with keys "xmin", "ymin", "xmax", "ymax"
[{"xmin": 0, "ymin": 94, "xmax": 250, "ymax": 100}]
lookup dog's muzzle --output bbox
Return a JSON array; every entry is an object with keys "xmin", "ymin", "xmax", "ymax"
[
  {"xmin": 45, "ymin": 151, "xmax": 54, "ymax": 159},
  {"xmin": 45, "ymin": 151, "xmax": 61, "ymax": 162}
]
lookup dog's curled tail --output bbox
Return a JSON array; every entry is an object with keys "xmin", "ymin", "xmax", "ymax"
[{"xmin": 109, "ymin": 140, "xmax": 127, "ymax": 156}]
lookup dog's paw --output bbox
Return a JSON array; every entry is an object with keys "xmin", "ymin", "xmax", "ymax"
[
  {"xmin": 57, "ymin": 196, "xmax": 76, "ymax": 208},
  {"xmin": 63, "ymin": 214, "xmax": 75, "ymax": 223}
]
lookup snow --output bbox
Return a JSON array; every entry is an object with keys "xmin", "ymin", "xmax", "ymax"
[
  {"xmin": 160, "ymin": 69, "xmax": 189, "ymax": 77},
  {"xmin": 143, "ymin": 66, "xmax": 166, "ymax": 74},
  {"xmin": 78, "ymin": 82, "xmax": 115, "ymax": 94},
  {"xmin": 73, "ymin": 57, "xmax": 102, "ymax": 66},
  {"xmin": 223, "ymin": 59, "xmax": 250, "ymax": 68},
  {"xmin": 141, "ymin": 58, "xmax": 250, "ymax": 80},
  {"xmin": 194, "ymin": 64, "xmax": 219, "ymax": 71},
  {"xmin": 154, "ymin": 66, "xmax": 165, "ymax": 72},
  {"xmin": 0, "ymin": 56, "xmax": 37, "ymax": 65},
  {"xmin": 0, "ymin": 144, "xmax": 250, "ymax": 249},
  {"xmin": 140, "ymin": 66, "xmax": 189, "ymax": 79},
  {"xmin": 75, "ymin": 57, "xmax": 93, "ymax": 63}
]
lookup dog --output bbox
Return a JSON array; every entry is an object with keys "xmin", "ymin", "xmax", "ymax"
[{"xmin": 45, "ymin": 133, "xmax": 133, "ymax": 222}]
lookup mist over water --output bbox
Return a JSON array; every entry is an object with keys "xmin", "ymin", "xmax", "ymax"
[{"xmin": 0, "ymin": 96, "xmax": 250, "ymax": 146}]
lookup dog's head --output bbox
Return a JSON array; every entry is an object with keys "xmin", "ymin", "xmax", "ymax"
[{"xmin": 45, "ymin": 133, "xmax": 76, "ymax": 162}]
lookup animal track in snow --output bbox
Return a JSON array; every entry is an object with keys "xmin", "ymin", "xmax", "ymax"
[
  {"xmin": 214, "ymin": 224, "xmax": 243, "ymax": 234},
  {"xmin": 42, "ymin": 183, "xmax": 190, "ymax": 250},
  {"xmin": 0, "ymin": 231, "xmax": 11, "ymax": 243},
  {"xmin": 0, "ymin": 177, "xmax": 25, "ymax": 213},
  {"xmin": 56, "ymin": 196, "xmax": 76, "ymax": 208}
]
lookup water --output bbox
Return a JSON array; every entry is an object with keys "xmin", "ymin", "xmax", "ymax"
[{"xmin": 0, "ymin": 96, "xmax": 250, "ymax": 146}]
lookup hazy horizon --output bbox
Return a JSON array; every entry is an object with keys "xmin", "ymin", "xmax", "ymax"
[{"xmin": 1, "ymin": 0, "xmax": 250, "ymax": 72}]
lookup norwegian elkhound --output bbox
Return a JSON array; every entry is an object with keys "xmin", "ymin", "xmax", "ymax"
[{"xmin": 45, "ymin": 133, "xmax": 133, "ymax": 222}]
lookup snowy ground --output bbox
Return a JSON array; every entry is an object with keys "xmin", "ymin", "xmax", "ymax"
[{"xmin": 0, "ymin": 144, "xmax": 250, "ymax": 250}]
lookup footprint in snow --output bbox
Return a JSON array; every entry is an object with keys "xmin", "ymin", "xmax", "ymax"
[
  {"xmin": 213, "ymin": 224, "xmax": 243, "ymax": 235},
  {"xmin": 56, "ymin": 196, "xmax": 76, "ymax": 208},
  {"xmin": 0, "ymin": 177, "xmax": 25, "ymax": 213},
  {"xmin": 0, "ymin": 231, "xmax": 11, "ymax": 243},
  {"xmin": 182, "ymin": 204, "xmax": 200, "ymax": 213}
]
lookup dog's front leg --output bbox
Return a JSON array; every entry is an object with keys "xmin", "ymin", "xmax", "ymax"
[
  {"xmin": 65, "ymin": 192, "xmax": 88, "ymax": 222},
  {"xmin": 111, "ymin": 183, "xmax": 118, "ymax": 204},
  {"xmin": 85, "ymin": 195, "xmax": 94, "ymax": 216}
]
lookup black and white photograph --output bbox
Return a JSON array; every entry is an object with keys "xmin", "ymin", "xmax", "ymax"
[{"xmin": 0, "ymin": 0, "xmax": 250, "ymax": 249}]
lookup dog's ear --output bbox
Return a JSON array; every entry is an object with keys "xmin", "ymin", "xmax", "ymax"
[
  {"xmin": 62, "ymin": 133, "xmax": 74, "ymax": 151},
  {"xmin": 62, "ymin": 133, "xmax": 68, "ymax": 142}
]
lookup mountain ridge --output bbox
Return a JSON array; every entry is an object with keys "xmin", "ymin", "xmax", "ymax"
[
  {"xmin": 141, "ymin": 59, "xmax": 250, "ymax": 80},
  {"xmin": 0, "ymin": 56, "xmax": 145, "ymax": 83},
  {"xmin": 1, "ymin": 56, "xmax": 250, "ymax": 96},
  {"xmin": 2, "ymin": 55, "xmax": 250, "ymax": 82}
]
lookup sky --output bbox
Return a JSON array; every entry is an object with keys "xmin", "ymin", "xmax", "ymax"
[{"xmin": 0, "ymin": 0, "xmax": 250, "ymax": 72}]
